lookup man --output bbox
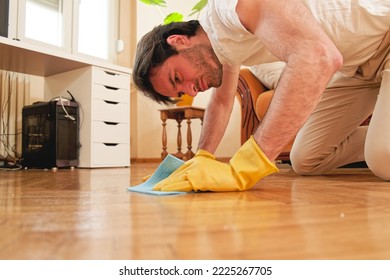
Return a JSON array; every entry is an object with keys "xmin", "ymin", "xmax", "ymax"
[{"xmin": 133, "ymin": 0, "xmax": 390, "ymax": 191}]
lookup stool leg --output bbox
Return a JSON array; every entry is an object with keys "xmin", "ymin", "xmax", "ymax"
[
  {"xmin": 175, "ymin": 118, "xmax": 185, "ymax": 159},
  {"xmin": 161, "ymin": 119, "xmax": 168, "ymax": 160},
  {"xmin": 186, "ymin": 118, "xmax": 194, "ymax": 160}
]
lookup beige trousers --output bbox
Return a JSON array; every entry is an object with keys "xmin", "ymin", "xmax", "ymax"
[{"xmin": 290, "ymin": 29, "xmax": 390, "ymax": 180}]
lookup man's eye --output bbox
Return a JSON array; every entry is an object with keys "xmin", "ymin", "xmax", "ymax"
[{"xmin": 174, "ymin": 74, "xmax": 180, "ymax": 82}]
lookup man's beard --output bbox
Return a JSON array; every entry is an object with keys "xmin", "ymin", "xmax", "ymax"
[{"xmin": 181, "ymin": 44, "xmax": 223, "ymax": 88}]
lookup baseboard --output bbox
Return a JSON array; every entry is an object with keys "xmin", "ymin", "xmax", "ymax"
[
  {"xmin": 131, "ymin": 158, "xmax": 161, "ymax": 163},
  {"xmin": 341, "ymin": 161, "xmax": 368, "ymax": 168}
]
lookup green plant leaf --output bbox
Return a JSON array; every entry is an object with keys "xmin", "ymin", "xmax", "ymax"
[
  {"xmin": 139, "ymin": 0, "xmax": 167, "ymax": 7},
  {"xmin": 189, "ymin": 0, "xmax": 207, "ymax": 16},
  {"xmin": 164, "ymin": 12, "xmax": 184, "ymax": 24}
]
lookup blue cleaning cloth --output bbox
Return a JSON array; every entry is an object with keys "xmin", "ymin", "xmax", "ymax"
[{"xmin": 128, "ymin": 154, "xmax": 186, "ymax": 195}]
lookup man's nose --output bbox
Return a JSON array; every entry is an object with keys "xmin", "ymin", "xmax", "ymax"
[{"xmin": 182, "ymin": 82, "xmax": 198, "ymax": 97}]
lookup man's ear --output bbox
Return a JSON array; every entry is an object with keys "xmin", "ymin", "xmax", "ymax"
[{"xmin": 166, "ymin": 35, "xmax": 191, "ymax": 50}]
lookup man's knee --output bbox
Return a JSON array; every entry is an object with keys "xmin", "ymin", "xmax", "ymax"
[
  {"xmin": 289, "ymin": 148, "xmax": 326, "ymax": 176},
  {"xmin": 365, "ymin": 147, "xmax": 390, "ymax": 181}
]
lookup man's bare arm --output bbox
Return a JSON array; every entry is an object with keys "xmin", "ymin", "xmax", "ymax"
[
  {"xmin": 236, "ymin": 0, "xmax": 343, "ymax": 161},
  {"xmin": 197, "ymin": 64, "xmax": 240, "ymax": 153}
]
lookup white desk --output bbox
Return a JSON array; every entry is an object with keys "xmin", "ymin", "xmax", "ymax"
[
  {"xmin": 0, "ymin": 36, "xmax": 130, "ymax": 76},
  {"xmin": 0, "ymin": 37, "xmax": 132, "ymax": 168}
]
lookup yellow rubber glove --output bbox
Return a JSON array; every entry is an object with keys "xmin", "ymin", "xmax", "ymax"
[
  {"xmin": 142, "ymin": 173, "xmax": 152, "ymax": 182},
  {"xmin": 153, "ymin": 136, "xmax": 279, "ymax": 192}
]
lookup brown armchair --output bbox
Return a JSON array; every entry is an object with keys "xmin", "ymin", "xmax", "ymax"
[{"xmin": 235, "ymin": 68, "xmax": 292, "ymax": 162}]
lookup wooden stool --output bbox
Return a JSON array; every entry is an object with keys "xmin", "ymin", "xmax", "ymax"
[{"xmin": 159, "ymin": 106, "xmax": 205, "ymax": 161}]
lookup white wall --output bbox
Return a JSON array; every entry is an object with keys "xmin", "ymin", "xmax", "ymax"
[
  {"xmin": 135, "ymin": 0, "xmax": 240, "ymax": 160},
  {"xmin": 29, "ymin": 75, "xmax": 45, "ymax": 103}
]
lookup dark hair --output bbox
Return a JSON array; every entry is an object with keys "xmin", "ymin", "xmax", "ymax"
[{"xmin": 132, "ymin": 20, "xmax": 201, "ymax": 105}]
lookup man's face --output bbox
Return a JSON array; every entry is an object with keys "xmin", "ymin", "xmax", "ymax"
[{"xmin": 150, "ymin": 44, "xmax": 222, "ymax": 98}]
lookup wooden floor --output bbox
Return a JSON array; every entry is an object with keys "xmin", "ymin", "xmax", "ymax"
[{"xmin": 1, "ymin": 163, "xmax": 390, "ymax": 260}]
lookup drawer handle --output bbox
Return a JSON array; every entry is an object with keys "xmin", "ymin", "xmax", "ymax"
[
  {"xmin": 104, "ymin": 100, "xmax": 119, "ymax": 105},
  {"xmin": 104, "ymin": 85, "xmax": 119, "ymax": 91},
  {"xmin": 103, "ymin": 143, "xmax": 119, "ymax": 146},
  {"xmin": 104, "ymin": 71, "xmax": 118, "ymax": 76},
  {"xmin": 104, "ymin": 121, "xmax": 119, "ymax": 126}
]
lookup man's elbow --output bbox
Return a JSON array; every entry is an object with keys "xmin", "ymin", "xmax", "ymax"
[
  {"xmin": 290, "ymin": 41, "xmax": 343, "ymax": 77},
  {"xmin": 328, "ymin": 47, "xmax": 343, "ymax": 72},
  {"xmin": 318, "ymin": 42, "xmax": 343, "ymax": 75}
]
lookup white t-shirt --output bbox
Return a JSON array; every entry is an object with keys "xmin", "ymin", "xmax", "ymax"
[{"xmin": 200, "ymin": 0, "xmax": 390, "ymax": 77}]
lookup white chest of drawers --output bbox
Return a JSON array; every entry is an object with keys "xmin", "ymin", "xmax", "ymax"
[{"xmin": 45, "ymin": 66, "xmax": 130, "ymax": 168}]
